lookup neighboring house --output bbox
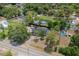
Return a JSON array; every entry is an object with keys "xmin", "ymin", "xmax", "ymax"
[
  {"xmin": 69, "ymin": 16, "xmax": 79, "ymax": 30},
  {"xmin": 31, "ymin": 20, "xmax": 49, "ymax": 36},
  {"xmin": 27, "ymin": 22, "xmax": 49, "ymax": 36},
  {"xmin": 31, "ymin": 26, "xmax": 49, "ymax": 36}
]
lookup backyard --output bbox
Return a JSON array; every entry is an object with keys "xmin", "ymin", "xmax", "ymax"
[{"xmin": 0, "ymin": 3, "xmax": 79, "ymax": 56}]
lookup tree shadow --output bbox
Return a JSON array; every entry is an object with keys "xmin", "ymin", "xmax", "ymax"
[{"xmin": 10, "ymin": 38, "xmax": 29, "ymax": 46}]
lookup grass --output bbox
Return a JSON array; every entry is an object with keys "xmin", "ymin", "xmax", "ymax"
[{"xmin": 0, "ymin": 49, "xmax": 16, "ymax": 56}]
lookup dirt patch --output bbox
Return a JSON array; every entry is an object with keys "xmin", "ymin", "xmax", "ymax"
[
  {"xmin": 22, "ymin": 30, "xmax": 72, "ymax": 56},
  {"xmin": 59, "ymin": 37, "xmax": 70, "ymax": 47},
  {"xmin": 29, "ymin": 39, "xmax": 46, "ymax": 51}
]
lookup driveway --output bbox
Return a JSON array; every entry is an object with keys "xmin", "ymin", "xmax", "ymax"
[{"xmin": 0, "ymin": 39, "xmax": 50, "ymax": 56}]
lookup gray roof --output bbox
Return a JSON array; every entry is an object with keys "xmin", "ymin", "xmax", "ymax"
[
  {"xmin": 34, "ymin": 20, "xmax": 47, "ymax": 26},
  {"xmin": 40, "ymin": 21, "xmax": 47, "ymax": 26},
  {"xmin": 32, "ymin": 27, "xmax": 49, "ymax": 35},
  {"xmin": 34, "ymin": 20, "xmax": 39, "ymax": 25}
]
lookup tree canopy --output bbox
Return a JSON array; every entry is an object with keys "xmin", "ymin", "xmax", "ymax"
[{"xmin": 8, "ymin": 20, "xmax": 30, "ymax": 45}]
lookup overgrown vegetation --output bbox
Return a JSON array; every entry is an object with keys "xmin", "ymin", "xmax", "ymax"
[
  {"xmin": 8, "ymin": 20, "xmax": 30, "ymax": 45},
  {"xmin": 1, "ymin": 3, "xmax": 79, "ymax": 55}
]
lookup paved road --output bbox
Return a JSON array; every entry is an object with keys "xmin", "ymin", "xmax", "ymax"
[{"xmin": 0, "ymin": 40, "xmax": 50, "ymax": 56}]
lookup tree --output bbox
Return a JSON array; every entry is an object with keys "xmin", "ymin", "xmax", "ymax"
[
  {"xmin": 45, "ymin": 30, "xmax": 59, "ymax": 53},
  {"xmin": 8, "ymin": 20, "xmax": 30, "ymax": 45},
  {"xmin": 52, "ymin": 21, "xmax": 61, "ymax": 31},
  {"xmin": 34, "ymin": 29, "xmax": 46, "ymax": 40},
  {"xmin": 25, "ymin": 11, "xmax": 37, "ymax": 25},
  {"xmin": 0, "ymin": 31, "xmax": 5, "ymax": 39},
  {"xmin": 0, "ymin": 24, "xmax": 4, "ymax": 39},
  {"xmin": 23, "ymin": 4, "xmax": 50, "ymax": 15},
  {"xmin": 45, "ymin": 30, "xmax": 58, "ymax": 45},
  {"xmin": 59, "ymin": 46, "xmax": 79, "ymax": 56},
  {"xmin": 70, "ymin": 33, "xmax": 79, "ymax": 47},
  {"xmin": 75, "ymin": 24, "xmax": 79, "ymax": 33},
  {"xmin": 0, "ymin": 4, "xmax": 9, "ymax": 16},
  {"xmin": 2, "ymin": 5, "xmax": 20, "ymax": 19},
  {"xmin": 0, "ymin": 24, "xmax": 8, "ymax": 39}
]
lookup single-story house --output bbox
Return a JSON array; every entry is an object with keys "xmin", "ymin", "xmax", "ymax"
[
  {"xmin": 69, "ymin": 16, "xmax": 79, "ymax": 30},
  {"xmin": 31, "ymin": 26, "xmax": 49, "ymax": 36}
]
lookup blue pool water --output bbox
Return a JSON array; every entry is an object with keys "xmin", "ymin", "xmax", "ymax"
[{"xmin": 60, "ymin": 31, "xmax": 65, "ymax": 37}]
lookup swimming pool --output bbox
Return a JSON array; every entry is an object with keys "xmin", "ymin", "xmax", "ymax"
[{"xmin": 60, "ymin": 31, "xmax": 66, "ymax": 37}]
